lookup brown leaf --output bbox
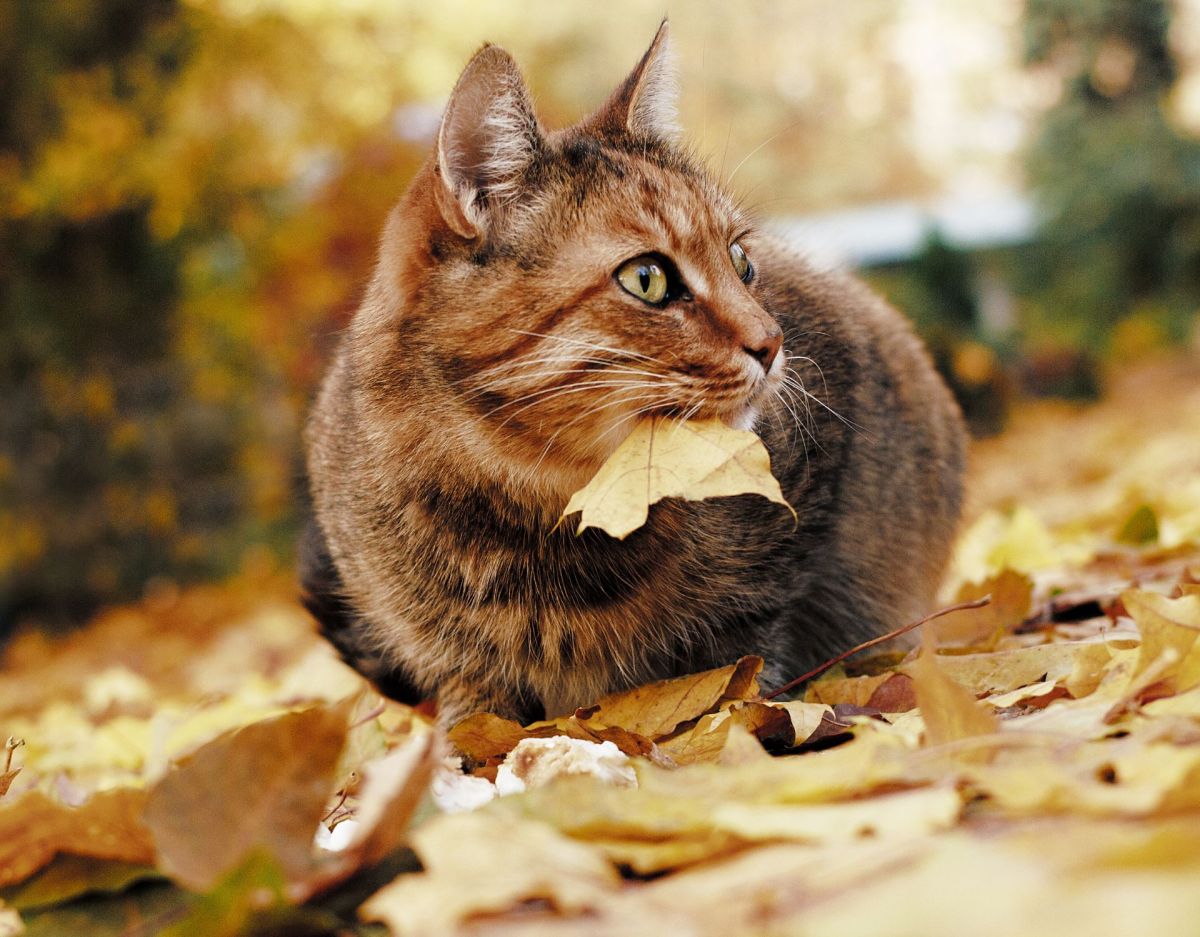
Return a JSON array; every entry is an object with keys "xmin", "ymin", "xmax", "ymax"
[
  {"xmin": 945, "ymin": 570, "xmax": 1034, "ymax": 645},
  {"xmin": 910, "ymin": 646, "xmax": 999, "ymax": 747},
  {"xmin": 447, "ymin": 712, "xmax": 533, "ymax": 763},
  {"xmin": 340, "ymin": 731, "xmax": 439, "ymax": 869},
  {"xmin": 144, "ymin": 702, "xmax": 350, "ymax": 890},
  {"xmin": 449, "ymin": 712, "xmax": 657, "ymax": 767},
  {"xmin": 589, "ymin": 656, "xmax": 763, "ymax": 739},
  {"xmin": 866, "ymin": 673, "xmax": 918, "ymax": 711},
  {"xmin": 0, "ymin": 789, "xmax": 155, "ymax": 888}
]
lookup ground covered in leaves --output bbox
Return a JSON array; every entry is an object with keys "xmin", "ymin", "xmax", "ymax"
[{"xmin": 2, "ymin": 355, "xmax": 1199, "ymax": 936}]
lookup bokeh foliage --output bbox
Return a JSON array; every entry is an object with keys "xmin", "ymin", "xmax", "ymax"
[{"xmin": 1022, "ymin": 0, "xmax": 1200, "ymax": 347}]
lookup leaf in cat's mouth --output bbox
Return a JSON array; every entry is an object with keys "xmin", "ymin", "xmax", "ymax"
[{"xmin": 559, "ymin": 416, "xmax": 795, "ymax": 539}]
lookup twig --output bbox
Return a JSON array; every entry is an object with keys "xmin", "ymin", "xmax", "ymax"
[
  {"xmin": 759, "ymin": 595, "xmax": 993, "ymax": 701},
  {"xmin": 4, "ymin": 737, "xmax": 23, "ymax": 774}
]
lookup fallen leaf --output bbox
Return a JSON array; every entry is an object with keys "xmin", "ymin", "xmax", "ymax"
[
  {"xmin": 1116, "ymin": 504, "xmax": 1159, "ymax": 546},
  {"xmin": 561, "ymin": 417, "xmax": 794, "ymax": 539},
  {"xmin": 912, "ymin": 642, "xmax": 1104, "ymax": 698},
  {"xmin": 0, "ymin": 857, "xmax": 159, "ymax": 913},
  {"xmin": 361, "ymin": 811, "xmax": 619, "ymax": 933},
  {"xmin": 910, "ymin": 645, "xmax": 999, "ymax": 747},
  {"xmin": 143, "ymin": 703, "xmax": 350, "ymax": 890},
  {"xmin": 336, "ymin": 730, "xmax": 439, "ymax": 870},
  {"xmin": 588, "ymin": 656, "xmax": 763, "ymax": 739},
  {"xmin": 944, "ymin": 570, "xmax": 1034, "ymax": 645},
  {"xmin": 1123, "ymin": 589, "xmax": 1200, "ymax": 692},
  {"xmin": 709, "ymin": 785, "xmax": 962, "ymax": 843},
  {"xmin": 0, "ymin": 790, "xmax": 155, "ymax": 889}
]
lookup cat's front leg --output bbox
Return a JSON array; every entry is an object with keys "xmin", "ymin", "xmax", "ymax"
[{"xmin": 435, "ymin": 674, "xmax": 544, "ymax": 735}]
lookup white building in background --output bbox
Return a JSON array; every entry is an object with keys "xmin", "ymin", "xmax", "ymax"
[{"xmin": 771, "ymin": 190, "xmax": 1037, "ymax": 340}]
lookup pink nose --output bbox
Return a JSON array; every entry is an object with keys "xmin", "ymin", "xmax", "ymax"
[{"xmin": 744, "ymin": 329, "xmax": 782, "ymax": 372}]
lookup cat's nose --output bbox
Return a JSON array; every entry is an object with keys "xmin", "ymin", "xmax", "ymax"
[{"xmin": 744, "ymin": 329, "xmax": 783, "ymax": 372}]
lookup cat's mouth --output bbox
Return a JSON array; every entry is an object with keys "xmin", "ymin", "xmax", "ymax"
[{"xmin": 646, "ymin": 360, "xmax": 781, "ymax": 432}]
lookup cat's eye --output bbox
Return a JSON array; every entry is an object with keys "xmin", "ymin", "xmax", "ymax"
[
  {"xmin": 730, "ymin": 241, "xmax": 752, "ymax": 282},
  {"xmin": 616, "ymin": 257, "xmax": 669, "ymax": 305}
]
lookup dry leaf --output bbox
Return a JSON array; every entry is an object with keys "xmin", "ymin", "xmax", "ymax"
[
  {"xmin": 588, "ymin": 656, "xmax": 763, "ymax": 738},
  {"xmin": 561, "ymin": 417, "xmax": 794, "ymax": 539},
  {"xmin": 944, "ymin": 570, "xmax": 1034, "ymax": 645},
  {"xmin": 912, "ymin": 642, "xmax": 1102, "ymax": 698},
  {"xmin": 1123, "ymin": 589, "xmax": 1200, "ymax": 692},
  {"xmin": 910, "ymin": 645, "xmax": 999, "ymax": 747},
  {"xmin": 361, "ymin": 811, "xmax": 619, "ymax": 934},
  {"xmin": 0, "ymin": 789, "xmax": 155, "ymax": 888},
  {"xmin": 336, "ymin": 730, "xmax": 438, "ymax": 870},
  {"xmin": 144, "ymin": 703, "xmax": 350, "ymax": 890}
]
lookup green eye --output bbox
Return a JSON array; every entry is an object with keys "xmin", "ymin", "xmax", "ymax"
[
  {"xmin": 730, "ymin": 241, "xmax": 752, "ymax": 282},
  {"xmin": 616, "ymin": 257, "xmax": 668, "ymax": 305}
]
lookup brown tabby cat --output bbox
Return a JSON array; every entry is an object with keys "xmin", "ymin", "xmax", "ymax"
[{"xmin": 302, "ymin": 23, "xmax": 966, "ymax": 727}]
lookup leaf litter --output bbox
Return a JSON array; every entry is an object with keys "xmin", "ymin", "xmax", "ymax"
[{"xmin": 1, "ymin": 358, "xmax": 1199, "ymax": 934}]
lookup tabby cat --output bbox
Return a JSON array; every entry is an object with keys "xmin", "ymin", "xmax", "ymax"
[{"xmin": 302, "ymin": 23, "xmax": 966, "ymax": 727}]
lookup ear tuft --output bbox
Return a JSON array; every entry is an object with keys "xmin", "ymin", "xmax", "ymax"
[
  {"xmin": 435, "ymin": 45, "xmax": 542, "ymax": 238},
  {"xmin": 585, "ymin": 20, "xmax": 680, "ymax": 143}
]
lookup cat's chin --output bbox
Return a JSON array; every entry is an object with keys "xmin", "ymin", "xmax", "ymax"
[{"xmin": 725, "ymin": 405, "xmax": 761, "ymax": 432}]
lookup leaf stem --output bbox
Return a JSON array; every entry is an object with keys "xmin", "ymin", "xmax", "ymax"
[{"xmin": 759, "ymin": 595, "xmax": 993, "ymax": 701}]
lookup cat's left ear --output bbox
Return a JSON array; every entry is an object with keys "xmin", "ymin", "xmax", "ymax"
[
  {"xmin": 584, "ymin": 20, "xmax": 680, "ymax": 143},
  {"xmin": 435, "ymin": 44, "xmax": 543, "ymax": 239}
]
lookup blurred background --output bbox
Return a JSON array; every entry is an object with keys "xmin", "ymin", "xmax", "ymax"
[{"xmin": 2, "ymin": 0, "xmax": 1199, "ymax": 634}]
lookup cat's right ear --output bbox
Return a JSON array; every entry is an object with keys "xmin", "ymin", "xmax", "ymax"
[{"xmin": 434, "ymin": 45, "xmax": 542, "ymax": 239}]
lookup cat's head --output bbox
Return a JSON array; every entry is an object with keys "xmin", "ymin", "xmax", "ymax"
[{"xmin": 372, "ymin": 22, "xmax": 784, "ymax": 489}]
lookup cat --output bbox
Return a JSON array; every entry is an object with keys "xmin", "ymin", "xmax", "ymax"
[{"xmin": 301, "ymin": 22, "xmax": 966, "ymax": 728}]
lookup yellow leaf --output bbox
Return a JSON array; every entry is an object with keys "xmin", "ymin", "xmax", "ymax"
[
  {"xmin": 361, "ymin": 812, "xmax": 618, "ymax": 933},
  {"xmin": 944, "ymin": 570, "xmax": 1034, "ymax": 646},
  {"xmin": 1123, "ymin": 590, "xmax": 1200, "ymax": 692},
  {"xmin": 910, "ymin": 646, "xmax": 999, "ymax": 747},
  {"xmin": 561, "ymin": 417, "xmax": 794, "ymax": 539},
  {"xmin": 588, "ymin": 656, "xmax": 763, "ymax": 739}
]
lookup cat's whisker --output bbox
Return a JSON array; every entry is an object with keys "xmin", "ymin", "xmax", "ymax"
[
  {"xmin": 784, "ymin": 353, "xmax": 832, "ymax": 398},
  {"xmin": 779, "ymin": 371, "xmax": 820, "ymax": 444},
  {"xmin": 470, "ymin": 361, "xmax": 669, "ymax": 396},
  {"xmin": 488, "ymin": 379, "xmax": 671, "ymax": 427},
  {"xmin": 774, "ymin": 379, "xmax": 817, "ymax": 455},
  {"xmin": 530, "ymin": 387, "xmax": 677, "ymax": 475},
  {"xmin": 725, "ymin": 117, "xmax": 806, "ymax": 187},
  {"xmin": 466, "ymin": 354, "xmax": 670, "ymax": 400},
  {"xmin": 781, "ymin": 369, "xmax": 865, "ymax": 436},
  {"xmin": 468, "ymin": 369, "xmax": 655, "ymax": 403},
  {"xmin": 507, "ymin": 329, "xmax": 664, "ymax": 365}
]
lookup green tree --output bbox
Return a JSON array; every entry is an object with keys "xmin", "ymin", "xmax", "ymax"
[{"xmin": 1022, "ymin": 0, "xmax": 1200, "ymax": 346}]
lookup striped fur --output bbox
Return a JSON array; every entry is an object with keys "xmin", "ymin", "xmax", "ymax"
[{"xmin": 302, "ymin": 25, "xmax": 966, "ymax": 726}]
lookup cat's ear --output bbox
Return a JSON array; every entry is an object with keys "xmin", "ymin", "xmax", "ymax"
[
  {"xmin": 435, "ymin": 44, "xmax": 542, "ymax": 239},
  {"xmin": 585, "ymin": 20, "xmax": 680, "ymax": 143}
]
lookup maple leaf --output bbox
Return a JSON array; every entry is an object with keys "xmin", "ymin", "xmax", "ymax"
[{"xmin": 561, "ymin": 417, "xmax": 794, "ymax": 539}]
